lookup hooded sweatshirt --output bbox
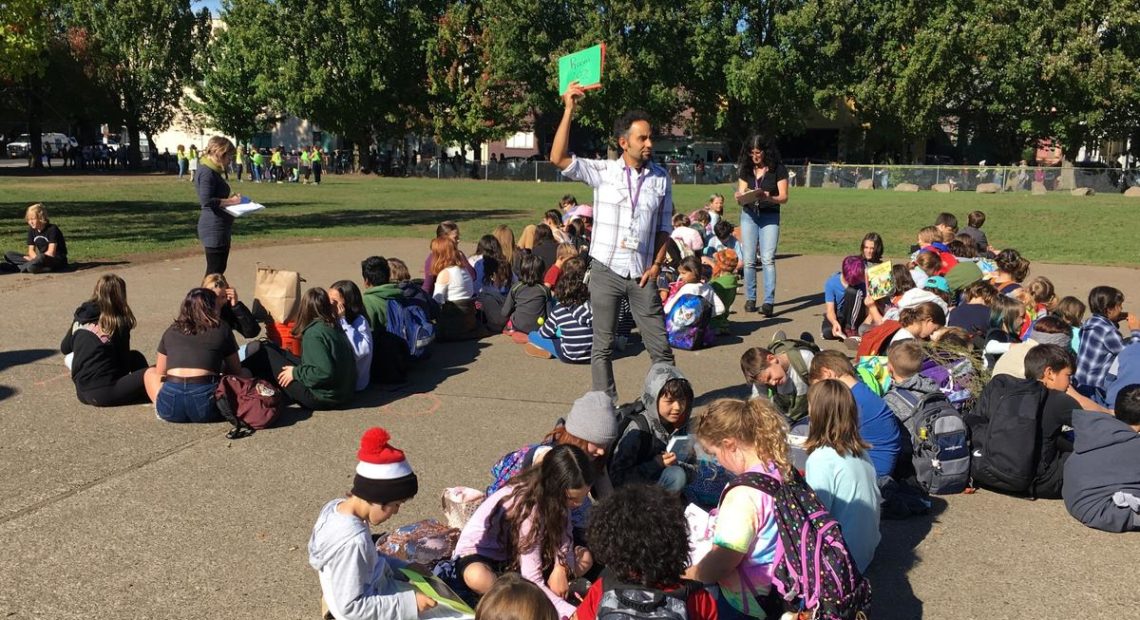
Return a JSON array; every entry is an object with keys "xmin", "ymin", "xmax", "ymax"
[
  {"xmin": 1062, "ymin": 410, "xmax": 1140, "ymax": 533},
  {"xmin": 1104, "ymin": 342, "xmax": 1140, "ymax": 410},
  {"xmin": 60, "ymin": 301, "xmax": 135, "ymax": 391},
  {"xmin": 307, "ymin": 499, "xmax": 417, "ymax": 620},
  {"xmin": 610, "ymin": 363, "xmax": 693, "ymax": 487},
  {"xmin": 882, "ymin": 373, "xmax": 941, "ymax": 424}
]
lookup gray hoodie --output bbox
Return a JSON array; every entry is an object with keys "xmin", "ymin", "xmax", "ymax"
[
  {"xmin": 308, "ymin": 499, "xmax": 417, "ymax": 620},
  {"xmin": 1062, "ymin": 411, "xmax": 1140, "ymax": 533},
  {"xmin": 610, "ymin": 363, "xmax": 693, "ymax": 486},
  {"xmin": 883, "ymin": 373, "xmax": 941, "ymax": 424}
]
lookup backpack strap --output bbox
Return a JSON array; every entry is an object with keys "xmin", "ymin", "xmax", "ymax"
[
  {"xmin": 769, "ymin": 339, "xmax": 818, "ymax": 383},
  {"xmin": 718, "ymin": 470, "xmax": 783, "ymax": 506},
  {"xmin": 214, "ymin": 377, "xmax": 255, "ymax": 440}
]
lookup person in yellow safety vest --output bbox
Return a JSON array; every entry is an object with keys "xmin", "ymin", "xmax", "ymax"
[
  {"xmin": 310, "ymin": 146, "xmax": 323, "ymax": 185},
  {"xmin": 251, "ymin": 149, "xmax": 265, "ymax": 182},
  {"xmin": 270, "ymin": 147, "xmax": 284, "ymax": 183},
  {"xmin": 234, "ymin": 146, "xmax": 246, "ymax": 182},
  {"xmin": 176, "ymin": 145, "xmax": 187, "ymax": 180},
  {"xmin": 300, "ymin": 147, "xmax": 311, "ymax": 184}
]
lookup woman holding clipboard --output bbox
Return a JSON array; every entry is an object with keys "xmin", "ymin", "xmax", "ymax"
[
  {"xmin": 735, "ymin": 135, "xmax": 789, "ymax": 317},
  {"xmin": 195, "ymin": 136, "xmax": 244, "ymax": 276}
]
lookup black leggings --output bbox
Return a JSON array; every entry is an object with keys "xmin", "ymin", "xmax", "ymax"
[
  {"xmin": 204, "ymin": 246, "xmax": 230, "ymax": 276},
  {"xmin": 75, "ymin": 351, "xmax": 149, "ymax": 406},
  {"xmin": 242, "ymin": 341, "xmax": 325, "ymax": 410}
]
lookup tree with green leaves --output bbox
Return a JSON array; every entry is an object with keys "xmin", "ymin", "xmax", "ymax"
[
  {"xmin": 191, "ymin": 0, "xmax": 278, "ymax": 144},
  {"xmin": 70, "ymin": 0, "xmax": 208, "ymax": 167},
  {"xmin": 425, "ymin": 0, "xmax": 523, "ymax": 162},
  {"xmin": 269, "ymin": 0, "xmax": 443, "ymax": 150}
]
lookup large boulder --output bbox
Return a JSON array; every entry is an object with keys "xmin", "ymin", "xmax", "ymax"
[
  {"xmin": 1031, "ymin": 181, "xmax": 1048, "ymax": 195},
  {"xmin": 1123, "ymin": 186, "xmax": 1140, "ymax": 197},
  {"xmin": 931, "ymin": 183, "xmax": 953, "ymax": 193},
  {"xmin": 1071, "ymin": 187, "xmax": 1095, "ymax": 197},
  {"xmin": 894, "ymin": 183, "xmax": 920, "ymax": 192},
  {"xmin": 856, "ymin": 179, "xmax": 874, "ymax": 190},
  {"xmin": 976, "ymin": 183, "xmax": 1000, "ymax": 194}
]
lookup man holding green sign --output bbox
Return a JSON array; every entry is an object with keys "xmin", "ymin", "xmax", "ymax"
[{"xmin": 550, "ymin": 81, "xmax": 675, "ymax": 400}]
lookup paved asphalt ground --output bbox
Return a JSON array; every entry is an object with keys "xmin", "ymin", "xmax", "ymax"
[{"xmin": 1, "ymin": 237, "xmax": 1137, "ymax": 619}]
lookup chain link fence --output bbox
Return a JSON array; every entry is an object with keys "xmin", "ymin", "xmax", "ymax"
[{"xmin": 400, "ymin": 158, "xmax": 1137, "ymax": 193}]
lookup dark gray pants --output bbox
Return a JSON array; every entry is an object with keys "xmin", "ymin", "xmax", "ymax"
[{"xmin": 588, "ymin": 261, "xmax": 673, "ymax": 399}]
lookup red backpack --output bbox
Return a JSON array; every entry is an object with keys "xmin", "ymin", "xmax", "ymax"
[
  {"xmin": 855, "ymin": 319, "xmax": 902, "ymax": 359},
  {"xmin": 215, "ymin": 375, "xmax": 284, "ymax": 439}
]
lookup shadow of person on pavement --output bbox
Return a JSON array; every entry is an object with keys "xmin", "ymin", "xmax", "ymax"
[
  {"xmin": 866, "ymin": 495, "xmax": 949, "ymax": 618},
  {"xmin": 0, "ymin": 349, "xmax": 57, "ymax": 372}
]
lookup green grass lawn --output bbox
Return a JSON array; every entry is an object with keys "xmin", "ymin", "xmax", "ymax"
[{"xmin": 1, "ymin": 172, "xmax": 1136, "ymax": 266}]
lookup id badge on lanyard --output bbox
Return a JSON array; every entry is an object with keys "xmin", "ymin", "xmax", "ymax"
[{"xmin": 620, "ymin": 167, "xmax": 647, "ymax": 250}]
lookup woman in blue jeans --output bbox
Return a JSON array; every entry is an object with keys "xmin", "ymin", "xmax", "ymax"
[
  {"xmin": 144, "ymin": 288, "xmax": 249, "ymax": 423},
  {"xmin": 735, "ymin": 136, "xmax": 790, "ymax": 317}
]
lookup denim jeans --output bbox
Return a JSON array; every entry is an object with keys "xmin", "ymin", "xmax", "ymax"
[
  {"xmin": 156, "ymin": 379, "xmax": 220, "ymax": 423},
  {"xmin": 658, "ymin": 465, "xmax": 689, "ymax": 493},
  {"xmin": 739, "ymin": 209, "xmax": 780, "ymax": 305}
]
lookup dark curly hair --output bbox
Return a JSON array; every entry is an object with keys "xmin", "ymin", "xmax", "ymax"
[
  {"xmin": 587, "ymin": 484, "xmax": 690, "ymax": 588},
  {"xmin": 553, "ymin": 256, "xmax": 589, "ymax": 307}
]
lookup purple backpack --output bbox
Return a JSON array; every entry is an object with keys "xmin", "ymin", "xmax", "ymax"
[
  {"xmin": 665, "ymin": 294, "xmax": 715, "ymax": 350},
  {"xmin": 720, "ymin": 471, "xmax": 872, "ymax": 620},
  {"xmin": 486, "ymin": 443, "xmax": 543, "ymax": 495}
]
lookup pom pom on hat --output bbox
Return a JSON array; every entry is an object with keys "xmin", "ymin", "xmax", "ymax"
[{"xmin": 352, "ymin": 427, "xmax": 418, "ymax": 504}]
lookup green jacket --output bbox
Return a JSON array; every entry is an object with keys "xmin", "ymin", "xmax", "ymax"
[
  {"xmin": 293, "ymin": 321, "xmax": 356, "ymax": 407},
  {"xmin": 362, "ymin": 283, "xmax": 404, "ymax": 329}
]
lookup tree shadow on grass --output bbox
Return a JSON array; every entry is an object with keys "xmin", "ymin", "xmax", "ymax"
[{"xmin": 1, "ymin": 200, "xmax": 525, "ymax": 248}]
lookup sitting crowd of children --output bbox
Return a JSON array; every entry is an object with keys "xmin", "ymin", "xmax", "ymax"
[{"xmin": 40, "ymin": 193, "xmax": 1140, "ymax": 618}]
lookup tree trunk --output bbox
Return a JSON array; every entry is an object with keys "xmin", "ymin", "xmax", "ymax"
[
  {"xmin": 126, "ymin": 118, "xmax": 142, "ymax": 170},
  {"xmin": 26, "ymin": 79, "xmax": 43, "ymax": 169}
]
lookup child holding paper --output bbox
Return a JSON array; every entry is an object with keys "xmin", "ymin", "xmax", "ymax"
[
  {"xmin": 610, "ymin": 363, "xmax": 696, "ymax": 492},
  {"xmin": 308, "ymin": 427, "xmax": 437, "ymax": 619}
]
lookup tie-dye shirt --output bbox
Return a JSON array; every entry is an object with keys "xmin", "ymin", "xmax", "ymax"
[{"xmin": 712, "ymin": 462, "xmax": 782, "ymax": 617}]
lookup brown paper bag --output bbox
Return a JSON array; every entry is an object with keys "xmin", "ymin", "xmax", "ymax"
[{"xmin": 253, "ymin": 264, "xmax": 303, "ymax": 323}]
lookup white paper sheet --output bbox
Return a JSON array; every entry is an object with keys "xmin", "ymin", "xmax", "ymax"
[
  {"xmin": 686, "ymin": 503, "xmax": 715, "ymax": 566},
  {"xmin": 225, "ymin": 202, "xmax": 265, "ymax": 217}
]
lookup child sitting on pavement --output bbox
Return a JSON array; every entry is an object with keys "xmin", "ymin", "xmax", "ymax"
[
  {"xmin": 572, "ymin": 485, "xmax": 717, "ymax": 620},
  {"xmin": 610, "ymin": 363, "xmax": 696, "ymax": 493},
  {"xmin": 808, "ymin": 351, "xmax": 904, "ymax": 480},
  {"xmin": 308, "ymin": 427, "xmax": 436, "ymax": 619},
  {"xmin": 1063, "ymin": 384, "xmax": 1140, "ymax": 533},
  {"xmin": 502, "ymin": 254, "xmax": 548, "ymax": 340},
  {"xmin": 525, "ymin": 256, "xmax": 592, "ymax": 362},
  {"xmin": 1075, "ymin": 285, "xmax": 1140, "ymax": 403},
  {"xmin": 474, "ymin": 573, "xmax": 558, "ymax": 620},
  {"xmin": 454, "ymin": 444, "xmax": 595, "ymax": 618},
  {"xmin": 741, "ymin": 334, "xmax": 817, "ymax": 422},
  {"xmin": 663, "ymin": 256, "xmax": 725, "ymax": 317}
]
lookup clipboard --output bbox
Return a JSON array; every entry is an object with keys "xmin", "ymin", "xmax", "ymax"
[{"xmin": 735, "ymin": 188, "xmax": 766, "ymax": 206}]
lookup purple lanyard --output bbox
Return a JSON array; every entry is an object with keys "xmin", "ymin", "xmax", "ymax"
[{"xmin": 625, "ymin": 166, "xmax": 646, "ymax": 215}]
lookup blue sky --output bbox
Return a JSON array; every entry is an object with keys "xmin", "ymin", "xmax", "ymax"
[{"xmin": 194, "ymin": 0, "xmax": 222, "ymax": 15}]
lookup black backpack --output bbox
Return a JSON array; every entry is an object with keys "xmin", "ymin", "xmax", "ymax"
[
  {"xmin": 596, "ymin": 574, "xmax": 703, "ymax": 620},
  {"xmin": 968, "ymin": 375, "xmax": 1047, "ymax": 496}
]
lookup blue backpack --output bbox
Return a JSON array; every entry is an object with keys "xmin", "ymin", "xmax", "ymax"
[
  {"xmin": 486, "ymin": 443, "xmax": 543, "ymax": 495},
  {"xmin": 665, "ymin": 294, "xmax": 714, "ymax": 351},
  {"xmin": 386, "ymin": 299, "xmax": 435, "ymax": 360}
]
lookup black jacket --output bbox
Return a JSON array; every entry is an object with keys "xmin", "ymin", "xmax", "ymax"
[{"xmin": 61, "ymin": 302, "xmax": 135, "ymax": 391}]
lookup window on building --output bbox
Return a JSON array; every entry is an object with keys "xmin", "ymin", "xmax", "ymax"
[{"xmin": 505, "ymin": 132, "xmax": 535, "ymax": 150}]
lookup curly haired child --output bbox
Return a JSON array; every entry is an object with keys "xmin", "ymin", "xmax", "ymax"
[
  {"xmin": 572, "ymin": 485, "xmax": 717, "ymax": 620},
  {"xmin": 684, "ymin": 397, "xmax": 794, "ymax": 618},
  {"xmin": 526, "ymin": 256, "xmax": 592, "ymax": 362}
]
